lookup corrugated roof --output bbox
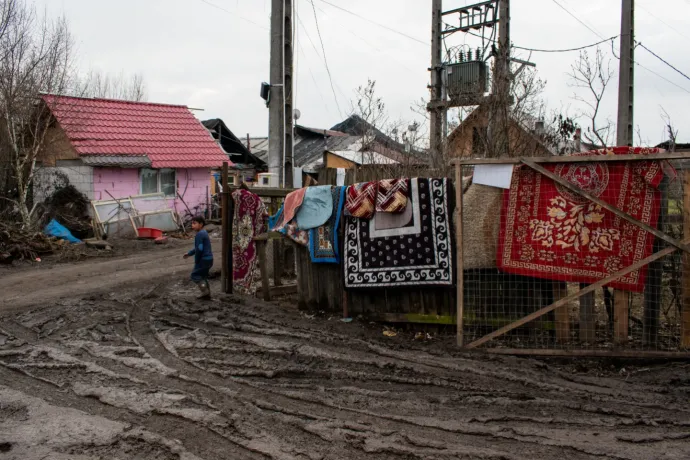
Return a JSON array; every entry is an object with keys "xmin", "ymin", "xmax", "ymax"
[
  {"xmin": 241, "ymin": 137, "xmax": 269, "ymax": 163},
  {"xmin": 330, "ymin": 142, "xmax": 399, "ymax": 166},
  {"xmin": 42, "ymin": 95, "xmax": 232, "ymax": 169},
  {"xmin": 81, "ymin": 155, "xmax": 151, "ymax": 168}
]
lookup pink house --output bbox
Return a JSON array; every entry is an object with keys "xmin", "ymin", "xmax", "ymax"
[{"xmin": 38, "ymin": 95, "xmax": 232, "ymax": 217}]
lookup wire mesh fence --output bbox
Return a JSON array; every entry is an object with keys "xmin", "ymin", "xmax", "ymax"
[{"xmin": 456, "ymin": 150, "xmax": 690, "ymax": 355}]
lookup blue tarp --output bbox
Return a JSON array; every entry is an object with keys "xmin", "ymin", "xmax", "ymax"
[{"xmin": 44, "ymin": 219, "xmax": 82, "ymax": 244}]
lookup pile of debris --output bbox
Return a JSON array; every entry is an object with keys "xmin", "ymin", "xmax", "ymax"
[
  {"xmin": 0, "ymin": 221, "xmax": 55, "ymax": 264},
  {"xmin": 38, "ymin": 185, "xmax": 92, "ymax": 240}
]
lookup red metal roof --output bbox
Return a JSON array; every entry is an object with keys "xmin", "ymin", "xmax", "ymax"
[{"xmin": 42, "ymin": 95, "xmax": 232, "ymax": 169}]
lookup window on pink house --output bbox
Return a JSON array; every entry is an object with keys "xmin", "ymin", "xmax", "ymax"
[{"xmin": 140, "ymin": 168, "xmax": 176, "ymax": 196}]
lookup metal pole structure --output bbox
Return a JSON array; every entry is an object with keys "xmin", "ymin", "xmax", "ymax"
[
  {"xmin": 268, "ymin": 0, "xmax": 285, "ymax": 183},
  {"xmin": 428, "ymin": 0, "xmax": 444, "ymax": 168},
  {"xmin": 283, "ymin": 0, "xmax": 294, "ymax": 188}
]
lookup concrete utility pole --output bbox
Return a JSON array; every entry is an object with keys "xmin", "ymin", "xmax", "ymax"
[
  {"xmin": 616, "ymin": 0, "xmax": 634, "ymax": 147},
  {"xmin": 614, "ymin": 0, "xmax": 640, "ymax": 346},
  {"xmin": 268, "ymin": 0, "xmax": 294, "ymax": 187},
  {"xmin": 488, "ymin": 0, "xmax": 510, "ymax": 158},
  {"xmin": 268, "ymin": 0, "xmax": 284, "ymax": 183},
  {"xmin": 428, "ymin": 0, "xmax": 444, "ymax": 168}
]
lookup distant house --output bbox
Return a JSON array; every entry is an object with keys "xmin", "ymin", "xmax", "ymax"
[
  {"xmin": 448, "ymin": 104, "xmax": 586, "ymax": 158},
  {"xmin": 202, "ymin": 118, "xmax": 265, "ymax": 168},
  {"xmin": 241, "ymin": 116, "xmax": 425, "ymax": 183},
  {"xmin": 37, "ymin": 95, "xmax": 231, "ymax": 214}
]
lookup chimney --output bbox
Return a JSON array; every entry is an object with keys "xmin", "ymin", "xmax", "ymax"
[{"xmin": 535, "ymin": 120, "xmax": 545, "ymax": 136}]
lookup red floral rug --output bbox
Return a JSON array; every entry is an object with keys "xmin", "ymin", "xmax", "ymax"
[
  {"xmin": 232, "ymin": 189, "xmax": 267, "ymax": 295},
  {"xmin": 497, "ymin": 147, "xmax": 666, "ymax": 292}
]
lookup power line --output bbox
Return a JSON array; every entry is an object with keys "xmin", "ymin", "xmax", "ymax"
[
  {"xmin": 308, "ymin": 0, "xmax": 343, "ymax": 117},
  {"xmin": 636, "ymin": 2, "xmax": 690, "ymax": 43},
  {"xmin": 317, "ymin": 0, "xmax": 429, "ymax": 47},
  {"xmin": 550, "ymin": 0, "xmax": 605, "ymax": 40},
  {"xmin": 296, "ymin": 42, "xmax": 333, "ymax": 117},
  {"xmin": 637, "ymin": 42, "xmax": 690, "ymax": 82},
  {"xmin": 549, "ymin": 0, "xmax": 690, "ymax": 95},
  {"xmin": 514, "ymin": 35, "xmax": 619, "ymax": 53},
  {"xmin": 197, "ymin": 0, "xmax": 269, "ymax": 30}
]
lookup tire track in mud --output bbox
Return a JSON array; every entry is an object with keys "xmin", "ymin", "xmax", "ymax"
[
  {"xmin": 1, "ymin": 286, "xmax": 689, "ymax": 460},
  {"xmin": 0, "ymin": 318, "xmax": 263, "ymax": 460},
  {"xmin": 128, "ymin": 298, "xmax": 623, "ymax": 460},
  {"xmin": 135, "ymin": 295, "xmax": 689, "ymax": 460}
]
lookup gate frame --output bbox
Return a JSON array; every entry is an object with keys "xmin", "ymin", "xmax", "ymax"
[{"xmin": 452, "ymin": 151, "xmax": 690, "ymax": 355}]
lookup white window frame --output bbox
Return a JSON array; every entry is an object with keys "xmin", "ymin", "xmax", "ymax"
[{"xmin": 140, "ymin": 168, "xmax": 176, "ymax": 197}]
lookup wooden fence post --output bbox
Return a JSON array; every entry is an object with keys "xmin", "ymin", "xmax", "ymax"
[
  {"xmin": 682, "ymin": 170, "xmax": 690, "ymax": 348},
  {"xmin": 221, "ymin": 163, "xmax": 232, "ymax": 294},
  {"xmin": 455, "ymin": 164, "xmax": 464, "ymax": 346},
  {"xmin": 553, "ymin": 282, "xmax": 569, "ymax": 343}
]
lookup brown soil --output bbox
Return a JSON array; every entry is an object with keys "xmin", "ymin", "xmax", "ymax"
[{"xmin": 0, "ymin": 243, "xmax": 688, "ymax": 459}]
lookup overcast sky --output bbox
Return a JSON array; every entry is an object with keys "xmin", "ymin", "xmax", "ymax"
[{"xmin": 37, "ymin": 0, "xmax": 690, "ymax": 145}]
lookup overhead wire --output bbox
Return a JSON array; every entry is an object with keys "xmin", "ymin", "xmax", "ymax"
[
  {"xmin": 317, "ymin": 0, "xmax": 429, "ymax": 47},
  {"xmin": 636, "ymin": 2, "xmax": 690, "ymax": 43},
  {"xmin": 549, "ymin": 0, "xmax": 690, "ymax": 95},
  {"xmin": 636, "ymin": 42, "xmax": 690, "ymax": 82},
  {"xmin": 197, "ymin": 0, "xmax": 269, "ymax": 30},
  {"xmin": 513, "ymin": 35, "xmax": 620, "ymax": 53},
  {"xmin": 308, "ymin": 0, "xmax": 343, "ymax": 117},
  {"xmin": 550, "ymin": 0, "xmax": 606, "ymax": 40}
]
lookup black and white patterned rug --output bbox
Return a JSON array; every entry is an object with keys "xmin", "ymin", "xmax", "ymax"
[{"xmin": 344, "ymin": 177, "xmax": 454, "ymax": 288}]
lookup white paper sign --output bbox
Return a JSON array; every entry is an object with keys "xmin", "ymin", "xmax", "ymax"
[
  {"xmin": 336, "ymin": 168, "xmax": 346, "ymax": 186},
  {"xmin": 472, "ymin": 164, "xmax": 514, "ymax": 189}
]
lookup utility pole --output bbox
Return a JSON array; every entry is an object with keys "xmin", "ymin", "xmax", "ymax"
[
  {"xmin": 616, "ymin": 0, "xmax": 634, "ymax": 147},
  {"xmin": 268, "ymin": 0, "xmax": 294, "ymax": 188},
  {"xmin": 488, "ymin": 0, "xmax": 510, "ymax": 158},
  {"xmin": 428, "ymin": 0, "xmax": 444, "ymax": 168},
  {"xmin": 268, "ymin": 0, "xmax": 284, "ymax": 184},
  {"xmin": 614, "ymin": 0, "xmax": 636, "ymax": 344}
]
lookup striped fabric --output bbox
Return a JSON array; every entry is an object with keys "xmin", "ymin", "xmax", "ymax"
[
  {"xmin": 345, "ymin": 182, "xmax": 377, "ymax": 219},
  {"xmin": 376, "ymin": 178, "xmax": 408, "ymax": 213}
]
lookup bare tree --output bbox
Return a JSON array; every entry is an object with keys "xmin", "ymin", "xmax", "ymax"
[
  {"xmin": 77, "ymin": 69, "xmax": 147, "ymax": 101},
  {"xmin": 0, "ymin": 0, "xmax": 74, "ymax": 227},
  {"xmin": 568, "ymin": 47, "xmax": 614, "ymax": 148}
]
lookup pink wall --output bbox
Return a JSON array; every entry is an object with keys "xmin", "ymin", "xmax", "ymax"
[{"xmin": 93, "ymin": 167, "xmax": 211, "ymax": 216}]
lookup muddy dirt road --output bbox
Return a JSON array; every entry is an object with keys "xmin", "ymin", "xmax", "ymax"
[{"xmin": 0, "ymin": 250, "xmax": 689, "ymax": 459}]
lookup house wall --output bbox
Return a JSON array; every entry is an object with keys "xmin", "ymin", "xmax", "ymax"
[
  {"xmin": 39, "ymin": 126, "xmax": 80, "ymax": 166},
  {"xmin": 34, "ymin": 160, "xmax": 94, "ymax": 203},
  {"xmin": 324, "ymin": 152, "xmax": 357, "ymax": 169},
  {"xmin": 92, "ymin": 167, "xmax": 211, "ymax": 217},
  {"xmin": 447, "ymin": 108, "xmax": 552, "ymax": 158}
]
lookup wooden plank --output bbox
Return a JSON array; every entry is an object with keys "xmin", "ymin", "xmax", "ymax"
[
  {"xmin": 683, "ymin": 170, "xmax": 690, "ymax": 349},
  {"xmin": 257, "ymin": 240, "xmax": 270, "ymax": 301},
  {"xmin": 372, "ymin": 313, "xmax": 457, "ymax": 325},
  {"xmin": 523, "ymin": 159, "xmax": 690, "ymax": 255},
  {"xmin": 220, "ymin": 163, "xmax": 230, "ymax": 293},
  {"xmin": 614, "ymin": 290, "xmax": 630, "ymax": 344},
  {"xmin": 272, "ymin": 239, "xmax": 283, "ymax": 287},
  {"xmin": 227, "ymin": 186, "xmax": 293, "ymax": 198},
  {"xmin": 484, "ymin": 348, "xmax": 690, "ymax": 359},
  {"xmin": 452, "ymin": 150, "xmax": 690, "ymax": 165},
  {"xmin": 269, "ymin": 284, "xmax": 297, "ymax": 297},
  {"xmin": 579, "ymin": 285, "xmax": 596, "ymax": 344},
  {"xmin": 553, "ymin": 282, "xmax": 569, "ymax": 343},
  {"xmin": 464, "ymin": 242, "xmax": 684, "ymax": 349},
  {"xmin": 455, "ymin": 163, "xmax": 465, "ymax": 346}
]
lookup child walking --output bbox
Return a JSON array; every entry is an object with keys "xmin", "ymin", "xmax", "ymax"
[{"xmin": 183, "ymin": 216, "xmax": 213, "ymax": 299}]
